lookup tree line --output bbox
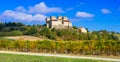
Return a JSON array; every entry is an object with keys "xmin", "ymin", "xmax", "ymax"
[{"xmin": 0, "ymin": 22, "xmax": 119, "ymax": 41}]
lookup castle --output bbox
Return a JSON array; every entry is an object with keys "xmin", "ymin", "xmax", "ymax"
[{"xmin": 46, "ymin": 16, "xmax": 72, "ymax": 29}]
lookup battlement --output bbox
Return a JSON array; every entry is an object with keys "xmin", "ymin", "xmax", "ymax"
[{"xmin": 47, "ymin": 16, "xmax": 69, "ymax": 21}]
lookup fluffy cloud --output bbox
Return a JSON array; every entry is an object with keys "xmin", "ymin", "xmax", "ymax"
[
  {"xmin": 0, "ymin": 2, "xmax": 65, "ymax": 22},
  {"xmin": 2, "ymin": 10, "xmax": 46, "ymax": 22},
  {"xmin": 28, "ymin": 2, "xmax": 64, "ymax": 14},
  {"xmin": 76, "ymin": 11, "xmax": 94, "ymax": 17},
  {"xmin": 101, "ymin": 9, "xmax": 111, "ymax": 14},
  {"xmin": 15, "ymin": 6, "xmax": 27, "ymax": 12},
  {"xmin": 14, "ymin": 2, "xmax": 64, "ymax": 14}
]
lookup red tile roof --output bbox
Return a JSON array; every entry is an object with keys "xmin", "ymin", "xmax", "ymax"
[{"xmin": 63, "ymin": 20, "xmax": 70, "ymax": 22}]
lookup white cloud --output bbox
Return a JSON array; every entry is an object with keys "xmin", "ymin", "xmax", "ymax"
[
  {"xmin": 28, "ymin": 2, "xmax": 64, "ymax": 14},
  {"xmin": 101, "ymin": 9, "xmax": 111, "ymax": 14},
  {"xmin": 33, "ymin": 14, "xmax": 46, "ymax": 21},
  {"xmin": 2, "ymin": 10, "xmax": 46, "ymax": 22},
  {"xmin": 76, "ymin": 11, "xmax": 94, "ymax": 17},
  {"xmin": 0, "ymin": 2, "xmax": 65, "ymax": 22},
  {"xmin": 15, "ymin": 6, "xmax": 27, "ymax": 12}
]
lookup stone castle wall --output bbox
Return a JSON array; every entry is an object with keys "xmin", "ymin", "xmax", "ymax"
[{"xmin": 46, "ymin": 16, "xmax": 72, "ymax": 29}]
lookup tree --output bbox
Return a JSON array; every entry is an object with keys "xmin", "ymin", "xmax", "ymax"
[
  {"xmin": 40, "ymin": 27, "xmax": 50, "ymax": 36},
  {"xmin": 40, "ymin": 27, "xmax": 56, "ymax": 40},
  {"xmin": 57, "ymin": 30, "xmax": 63, "ymax": 37},
  {"xmin": 51, "ymin": 28, "xmax": 57, "ymax": 32},
  {"xmin": 11, "ymin": 30, "xmax": 23, "ymax": 36},
  {"xmin": 28, "ymin": 26, "xmax": 39, "ymax": 36},
  {"xmin": 0, "ymin": 22, "xmax": 4, "ymax": 30},
  {"xmin": 72, "ymin": 26, "xmax": 77, "ymax": 29}
]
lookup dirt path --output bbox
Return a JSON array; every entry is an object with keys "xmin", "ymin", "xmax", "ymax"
[
  {"xmin": 0, "ymin": 51, "xmax": 120, "ymax": 62},
  {"xmin": 5, "ymin": 36, "xmax": 46, "ymax": 41}
]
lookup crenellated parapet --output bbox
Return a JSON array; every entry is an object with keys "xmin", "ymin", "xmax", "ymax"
[
  {"xmin": 47, "ymin": 16, "xmax": 69, "ymax": 21},
  {"xmin": 50, "ymin": 16, "xmax": 57, "ymax": 20},
  {"xmin": 63, "ymin": 16, "xmax": 68, "ymax": 20}
]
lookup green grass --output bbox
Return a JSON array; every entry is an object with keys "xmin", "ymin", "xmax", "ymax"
[
  {"xmin": 115, "ymin": 34, "xmax": 120, "ymax": 40},
  {"xmin": 0, "ymin": 37, "xmax": 14, "ymax": 41},
  {"xmin": 0, "ymin": 53, "xmax": 110, "ymax": 62}
]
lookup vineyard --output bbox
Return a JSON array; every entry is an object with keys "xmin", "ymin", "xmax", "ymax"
[{"xmin": 0, "ymin": 39, "xmax": 120, "ymax": 56}]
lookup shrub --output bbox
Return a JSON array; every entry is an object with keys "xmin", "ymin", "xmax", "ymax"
[{"xmin": 0, "ymin": 31, "xmax": 23, "ymax": 37}]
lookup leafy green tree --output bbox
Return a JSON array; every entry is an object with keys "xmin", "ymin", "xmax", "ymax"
[
  {"xmin": 28, "ymin": 26, "xmax": 39, "ymax": 36},
  {"xmin": 72, "ymin": 26, "xmax": 77, "ymax": 29},
  {"xmin": 57, "ymin": 30, "xmax": 63, "ymax": 37},
  {"xmin": 11, "ymin": 31, "xmax": 23, "ymax": 36},
  {"xmin": 0, "ymin": 22, "xmax": 4, "ymax": 30},
  {"xmin": 40, "ymin": 27, "xmax": 50, "ymax": 36},
  {"xmin": 40, "ymin": 27, "xmax": 56, "ymax": 40},
  {"xmin": 51, "ymin": 28, "xmax": 57, "ymax": 32}
]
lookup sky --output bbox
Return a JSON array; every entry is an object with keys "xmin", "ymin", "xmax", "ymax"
[{"xmin": 0, "ymin": 0, "xmax": 120, "ymax": 32}]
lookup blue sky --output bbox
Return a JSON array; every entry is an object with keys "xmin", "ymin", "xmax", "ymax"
[{"xmin": 0, "ymin": 0, "xmax": 120, "ymax": 32}]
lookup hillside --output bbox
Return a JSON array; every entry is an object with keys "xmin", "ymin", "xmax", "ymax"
[
  {"xmin": 114, "ymin": 34, "xmax": 120, "ymax": 40},
  {"xmin": 5, "ymin": 36, "xmax": 47, "ymax": 41}
]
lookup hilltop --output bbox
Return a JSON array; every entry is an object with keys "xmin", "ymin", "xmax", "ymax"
[{"xmin": 0, "ymin": 22, "xmax": 119, "ymax": 41}]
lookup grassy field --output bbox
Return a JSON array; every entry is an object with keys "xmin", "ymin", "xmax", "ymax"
[
  {"xmin": 0, "ymin": 37, "xmax": 14, "ymax": 41},
  {"xmin": 0, "ymin": 53, "xmax": 110, "ymax": 62},
  {"xmin": 4, "ymin": 36, "xmax": 47, "ymax": 41}
]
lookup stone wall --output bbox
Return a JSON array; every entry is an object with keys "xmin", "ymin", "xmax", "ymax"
[{"xmin": 46, "ymin": 16, "xmax": 72, "ymax": 29}]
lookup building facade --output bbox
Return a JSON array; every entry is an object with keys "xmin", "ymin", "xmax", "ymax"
[
  {"xmin": 46, "ymin": 16, "xmax": 72, "ymax": 29},
  {"xmin": 78, "ymin": 27, "xmax": 87, "ymax": 33}
]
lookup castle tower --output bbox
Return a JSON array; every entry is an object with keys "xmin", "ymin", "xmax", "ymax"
[
  {"xmin": 50, "ymin": 16, "xmax": 56, "ymax": 20},
  {"xmin": 46, "ymin": 17, "xmax": 50, "ymax": 28},
  {"xmin": 58, "ymin": 16, "xmax": 62, "ymax": 20},
  {"xmin": 63, "ymin": 16, "xmax": 68, "ymax": 20},
  {"xmin": 46, "ymin": 18, "xmax": 50, "ymax": 22}
]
